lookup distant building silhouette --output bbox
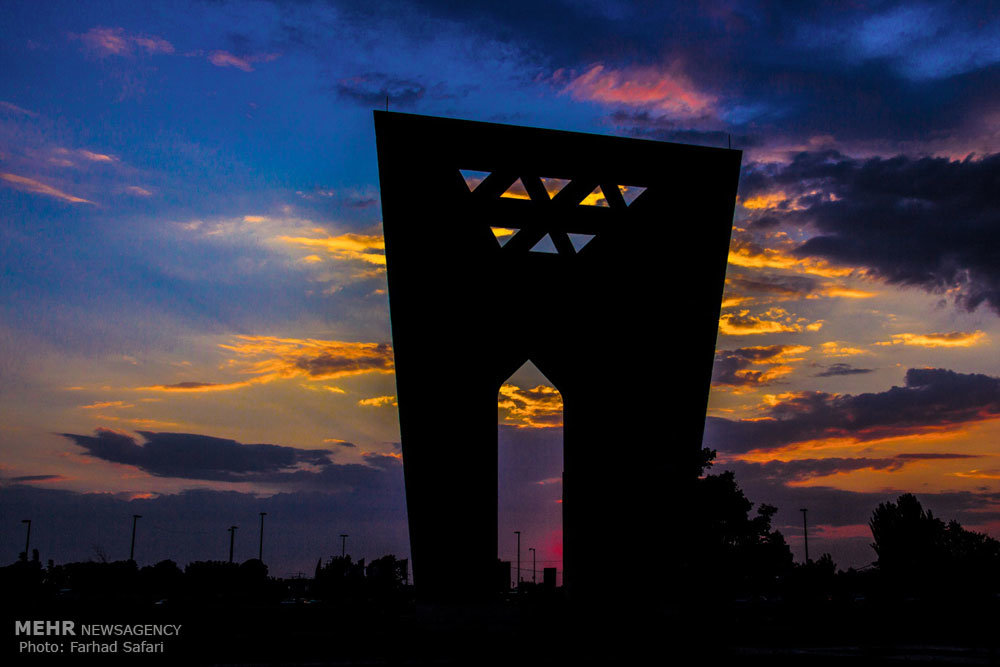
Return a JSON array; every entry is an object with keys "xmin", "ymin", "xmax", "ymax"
[{"xmin": 375, "ymin": 111, "xmax": 741, "ymax": 607}]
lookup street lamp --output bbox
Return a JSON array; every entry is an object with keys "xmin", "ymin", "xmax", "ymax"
[
  {"xmin": 130, "ymin": 515, "xmax": 142, "ymax": 562},
  {"xmin": 528, "ymin": 547, "xmax": 536, "ymax": 584},
  {"xmin": 228, "ymin": 526, "xmax": 238, "ymax": 563},
  {"xmin": 800, "ymin": 508, "xmax": 810, "ymax": 563},
  {"xmin": 258, "ymin": 512, "xmax": 267, "ymax": 562},
  {"xmin": 340, "ymin": 534, "xmax": 349, "ymax": 558},
  {"xmin": 21, "ymin": 519, "xmax": 31, "ymax": 561},
  {"xmin": 514, "ymin": 530, "xmax": 521, "ymax": 590}
]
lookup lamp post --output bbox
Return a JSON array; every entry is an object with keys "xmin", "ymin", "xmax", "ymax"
[
  {"xmin": 130, "ymin": 515, "xmax": 141, "ymax": 562},
  {"xmin": 800, "ymin": 508, "xmax": 810, "ymax": 563},
  {"xmin": 529, "ymin": 547, "xmax": 536, "ymax": 584},
  {"xmin": 514, "ymin": 530, "xmax": 521, "ymax": 590},
  {"xmin": 228, "ymin": 526, "xmax": 238, "ymax": 563},
  {"xmin": 258, "ymin": 512, "xmax": 267, "ymax": 562},
  {"xmin": 340, "ymin": 534, "xmax": 348, "ymax": 558},
  {"xmin": 21, "ymin": 519, "xmax": 31, "ymax": 561}
]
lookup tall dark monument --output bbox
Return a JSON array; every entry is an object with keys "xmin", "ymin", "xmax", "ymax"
[{"xmin": 374, "ymin": 111, "xmax": 741, "ymax": 606}]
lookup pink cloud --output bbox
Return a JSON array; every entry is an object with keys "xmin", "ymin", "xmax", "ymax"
[
  {"xmin": 77, "ymin": 27, "xmax": 174, "ymax": 57},
  {"xmin": 0, "ymin": 172, "xmax": 95, "ymax": 204},
  {"xmin": 209, "ymin": 50, "xmax": 254, "ymax": 72},
  {"xmin": 208, "ymin": 51, "xmax": 280, "ymax": 72},
  {"xmin": 562, "ymin": 63, "xmax": 716, "ymax": 118}
]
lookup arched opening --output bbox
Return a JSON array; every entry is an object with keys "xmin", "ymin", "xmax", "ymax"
[{"xmin": 497, "ymin": 360, "xmax": 563, "ymax": 592}]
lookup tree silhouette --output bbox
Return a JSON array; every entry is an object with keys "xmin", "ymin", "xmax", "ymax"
[
  {"xmin": 688, "ymin": 448, "xmax": 793, "ymax": 598},
  {"xmin": 870, "ymin": 493, "xmax": 1000, "ymax": 599}
]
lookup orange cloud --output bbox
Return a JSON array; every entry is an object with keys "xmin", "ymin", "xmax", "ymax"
[
  {"xmin": 875, "ymin": 331, "xmax": 988, "ymax": 348},
  {"xmin": 137, "ymin": 336, "xmax": 394, "ymax": 394},
  {"xmin": 0, "ymin": 172, "xmax": 95, "ymax": 204},
  {"xmin": 275, "ymin": 232, "xmax": 386, "ymax": 266},
  {"xmin": 562, "ymin": 64, "xmax": 715, "ymax": 118},
  {"xmin": 358, "ymin": 395, "xmax": 398, "ymax": 407},
  {"xmin": 741, "ymin": 191, "xmax": 789, "ymax": 210},
  {"xmin": 498, "ymin": 384, "xmax": 563, "ymax": 428},
  {"xmin": 137, "ymin": 380, "xmax": 261, "ymax": 393},
  {"xmin": 719, "ymin": 308, "xmax": 823, "ymax": 336},
  {"xmin": 80, "ymin": 401, "xmax": 134, "ymax": 410},
  {"xmin": 728, "ymin": 237, "xmax": 854, "ymax": 278},
  {"xmin": 820, "ymin": 341, "xmax": 871, "ymax": 357}
]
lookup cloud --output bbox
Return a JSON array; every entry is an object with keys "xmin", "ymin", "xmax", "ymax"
[
  {"xmin": 819, "ymin": 342, "xmax": 870, "ymax": 358},
  {"xmin": 358, "ymin": 395, "xmax": 397, "ymax": 407},
  {"xmin": 274, "ymin": 233, "xmax": 386, "ymax": 266},
  {"xmin": 743, "ymin": 151, "xmax": 1000, "ymax": 315},
  {"xmin": 712, "ymin": 344, "xmax": 810, "ymax": 390},
  {"xmin": 728, "ymin": 236, "xmax": 854, "ymax": 279},
  {"xmin": 9, "ymin": 474, "xmax": 67, "ymax": 483},
  {"xmin": 336, "ymin": 73, "xmax": 426, "ymax": 107},
  {"xmin": 718, "ymin": 308, "xmax": 823, "ymax": 336},
  {"xmin": 0, "ymin": 172, "xmax": 95, "ymax": 204},
  {"xmin": 705, "ymin": 367, "xmax": 1000, "ymax": 454},
  {"xmin": 498, "ymin": 384, "xmax": 563, "ymax": 428},
  {"xmin": 58, "ymin": 428, "xmax": 406, "ymax": 490},
  {"xmin": 139, "ymin": 336, "xmax": 394, "ymax": 393},
  {"xmin": 875, "ymin": 331, "xmax": 988, "ymax": 348},
  {"xmin": 0, "ymin": 101, "xmax": 37, "ymax": 117},
  {"xmin": 560, "ymin": 63, "xmax": 716, "ymax": 119},
  {"xmin": 724, "ymin": 273, "xmax": 876, "ymax": 305},
  {"xmin": 208, "ymin": 51, "xmax": 254, "ymax": 71},
  {"xmin": 814, "ymin": 363, "xmax": 874, "ymax": 377},
  {"xmin": 76, "ymin": 26, "xmax": 174, "ymax": 57},
  {"xmin": 137, "ymin": 380, "xmax": 260, "ymax": 393}
]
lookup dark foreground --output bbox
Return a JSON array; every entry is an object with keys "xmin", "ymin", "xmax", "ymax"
[{"xmin": 5, "ymin": 592, "xmax": 1000, "ymax": 666}]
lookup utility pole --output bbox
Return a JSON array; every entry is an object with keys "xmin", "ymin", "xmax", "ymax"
[
  {"xmin": 130, "ymin": 514, "xmax": 141, "ymax": 562},
  {"xmin": 21, "ymin": 519, "xmax": 31, "ymax": 561},
  {"xmin": 529, "ymin": 547, "xmax": 536, "ymax": 584},
  {"xmin": 514, "ymin": 530, "xmax": 521, "ymax": 591},
  {"xmin": 228, "ymin": 526, "xmax": 238, "ymax": 563},
  {"xmin": 340, "ymin": 534, "xmax": 348, "ymax": 558},
  {"xmin": 258, "ymin": 512, "xmax": 267, "ymax": 561},
  {"xmin": 800, "ymin": 508, "xmax": 809, "ymax": 563}
]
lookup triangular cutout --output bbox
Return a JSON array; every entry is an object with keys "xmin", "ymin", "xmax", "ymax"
[
  {"xmin": 618, "ymin": 184, "xmax": 646, "ymax": 206},
  {"xmin": 539, "ymin": 177, "xmax": 571, "ymax": 199},
  {"xmin": 567, "ymin": 233, "xmax": 596, "ymax": 252},
  {"xmin": 529, "ymin": 234, "xmax": 559, "ymax": 254},
  {"xmin": 500, "ymin": 178, "xmax": 531, "ymax": 200},
  {"xmin": 491, "ymin": 227, "xmax": 518, "ymax": 247},
  {"xmin": 459, "ymin": 169, "xmax": 491, "ymax": 192},
  {"xmin": 579, "ymin": 185, "xmax": 610, "ymax": 207}
]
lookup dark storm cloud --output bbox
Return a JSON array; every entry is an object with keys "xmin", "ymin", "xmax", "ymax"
[
  {"xmin": 59, "ymin": 429, "xmax": 392, "ymax": 487},
  {"xmin": 608, "ymin": 110, "xmax": 763, "ymax": 149},
  {"xmin": 726, "ymin": 457, "xmax": 905, "ymax": 483},
  {"xmin": 726, "ymin": 452, "xmax": 981, "ymax": 483},
  {"xmin": 704, "ymin": 368, "xmax": 1000, "ymax": 453},
  {"xmin": 335, "ymin": 73, "xmax": 425, "ymax": 107},
  {"xmin": 814, "ymin": 363, "xmax": 873, "ymax": 377},
  {"xmin": 9, "ymin": 474, "xmax": 66, "ymax": 482},
  {"xmin": 283, "ymin": 1, "xmax": 999, "ymax": 151},
  {"xmin": 743, "ymin": 151, "xmax": 1000, "ymax": 313},
  {"xmin": 727, "ymin": 274, "xmax": 819, "ymax": 299},
  {"xmin": 294, "ymin": 343, "xmax": 393, "ymax": 377}
]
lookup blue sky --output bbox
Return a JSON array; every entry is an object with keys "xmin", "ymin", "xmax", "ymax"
[{"xmin": 1, "ymin": 0, "xmax": 999, "ymax": 576}]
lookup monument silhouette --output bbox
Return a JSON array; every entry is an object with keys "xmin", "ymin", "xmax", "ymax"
[{"xmin": 374, "ymin": 111, "xmax": 741, "ymax": 606}]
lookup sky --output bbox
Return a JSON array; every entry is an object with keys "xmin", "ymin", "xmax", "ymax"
[{"xmin": 1, "ymin": 1, "xmax": 999, "ymax": 579}]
